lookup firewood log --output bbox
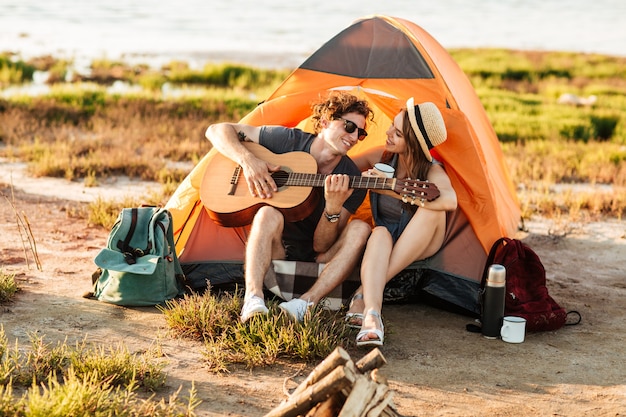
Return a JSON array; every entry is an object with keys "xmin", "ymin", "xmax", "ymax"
[
  {"xmin": 290, "ymin": 346, "xmax": 352, "ymax": 397},
  {"xmin": 362, "ymin": 384, "xmax": 392, "ymax": 417},
  {"xmin": 264, "ymin": 361, "xmax": 357, "ymax": 417},
  {"xmin": 337, "ymin": 375, "xmax": 378, "ymax": 417},
  {"xmin": 355, "ymin": 348, "xmax": 387, "ymax": 373}
]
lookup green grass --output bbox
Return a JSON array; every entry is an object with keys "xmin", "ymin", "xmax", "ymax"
[
  {"xmin": 0, "ymin": 54, "xmax": 36, "ymax": 86},
  {"xmin": 0, "ymin": 329, "xmax": 165, "ymax": 389},
  {"xmin": 160, "ymin": 291, "xmax": 353, "ymax": 372},
  {"xmin": 0, "ymin": 270, "xmax": 19, "ymax": 303},
  {"xmin": 0, "ymin": 326, "xmax": 198, "ymax": 415},
  {"xmin": 0, "ymin": 371, "xmax": 199, "ymax": 416}
]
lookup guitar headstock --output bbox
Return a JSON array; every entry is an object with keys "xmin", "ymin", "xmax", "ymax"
[{"xmin": 393, "ymin": 179, "xmax": 440, "ymax": 204}]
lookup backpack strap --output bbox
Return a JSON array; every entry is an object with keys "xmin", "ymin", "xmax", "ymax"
[
  {"xmin": 565, "ymin": 310, "xmax": 582, "ymax": 326},
  {"xmin": 481, "ymin": 237, "xmax": 511, "ymax": 286},
  {"xmin": 116, "ymin": 208, "xmax": 141, "ymax": 265},
  {"xmin": 161, "ymin": 209, "xmax": 190, "ymax": 292},
  {"xmin": 116, "ymin": 207, "xmax": 156, "ymax": 265},
  {"xmin": 147, "ymin": 207, "xmax": 166, "ymax": 256}
]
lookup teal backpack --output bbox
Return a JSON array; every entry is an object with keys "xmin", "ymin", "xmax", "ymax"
[{"xmin": 92, "ymin": 207, "xmax": 187, "ymax": 306}]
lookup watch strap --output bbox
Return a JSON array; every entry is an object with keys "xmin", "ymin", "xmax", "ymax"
[{"xmin": 324, "ymin": 211, "xmax": 341, "ymax": 222}]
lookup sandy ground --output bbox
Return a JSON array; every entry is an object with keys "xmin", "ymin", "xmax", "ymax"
[{"xmin": 1, "ymin": 172, "xmax": 625, "ymax": 416}]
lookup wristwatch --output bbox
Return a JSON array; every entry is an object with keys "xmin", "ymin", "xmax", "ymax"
[{"xmin": 324, "ymin": 211, "xmax": 341, "ymax": 223}]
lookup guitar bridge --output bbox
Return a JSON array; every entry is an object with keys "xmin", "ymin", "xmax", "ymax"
[{"xmin": 228, "ymin": 166, "xmax": 242, "ymax": 196}]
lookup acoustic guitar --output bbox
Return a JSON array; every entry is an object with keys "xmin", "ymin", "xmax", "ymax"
[{"xmin": 200, "ymin": 142, "xmax": 440, "ymax": 227}]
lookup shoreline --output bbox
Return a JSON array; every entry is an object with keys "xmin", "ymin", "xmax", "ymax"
[
  {"xmin": 4, "ymin": 46, "xmax": 624, "ymax": 99},
  {"xmin": 3, "ymin": 46, "xmax": 311, "ymax": 71},
  {"xmin": 5, "ymin": 45, "xmax": 626, "ymax": 75}
]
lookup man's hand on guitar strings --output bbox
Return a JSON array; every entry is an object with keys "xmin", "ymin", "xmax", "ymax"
[{"xmin": 241, "ymin": 157, "xmax": 280, "ymax": 199}]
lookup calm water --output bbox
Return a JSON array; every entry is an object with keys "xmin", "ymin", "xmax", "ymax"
[{"xmin": 1, "ymin": 0, "xmax": 625, "ymax": 69}]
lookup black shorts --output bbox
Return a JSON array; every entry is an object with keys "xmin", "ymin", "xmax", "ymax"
[{"xmin": 283, "ymin": 240, "xmax": 316, "ymax": 262}]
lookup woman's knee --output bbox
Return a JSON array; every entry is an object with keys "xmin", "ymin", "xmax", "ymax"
[{"xmin": 370, "ymin": 225, "xmax": 393, "ymax": 245}]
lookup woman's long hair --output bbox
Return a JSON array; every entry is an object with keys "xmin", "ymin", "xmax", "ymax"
[{"xmin": 401, "ymin": 109, "xmax": 431, "ymax": 180}]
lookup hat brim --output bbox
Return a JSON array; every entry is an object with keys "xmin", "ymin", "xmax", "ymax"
[{"xmin": 406, "ymin": 97, "xmax": 433, "ymax": 162}]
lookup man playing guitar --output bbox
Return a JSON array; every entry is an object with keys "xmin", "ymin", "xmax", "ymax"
[{"xmin": 205, "ymin": 91, "xmax": 374, "ymax": 323}]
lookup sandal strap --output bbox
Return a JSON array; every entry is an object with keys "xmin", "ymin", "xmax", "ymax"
[
  {"xmin": 366, "ymin": 309, "xmax": 381, "ymax": 319},
  {"xmin": 363, "ymin": 309, "xmax": 385, "ymax": 333},
  {"xmin": 363, "ymin": 309, "xmax": 384, "ymax": 332},
  {"xmin": 356, "ymin": 327, "xmax": 384, "ymax": 342},
  {"xmin": 348, "ymin": 293, "xmax": 363, "ymax": 309},
  {"xmin": 347, "ymin": 293, "xmax": 364, "ymax": 314}
]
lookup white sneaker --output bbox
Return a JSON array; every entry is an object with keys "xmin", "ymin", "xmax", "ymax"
[
  {"xmin": 241, "ymin": 295, "xmax": 269, "ymax": 323},
  {"xmin": 278, "ymin": 298, "xmax": 313, "ymax": 322}
]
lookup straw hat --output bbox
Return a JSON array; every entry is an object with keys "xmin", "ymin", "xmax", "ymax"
[{"xmin": 406, "ymin": 98, "xmax": 447, "ymax": 162}]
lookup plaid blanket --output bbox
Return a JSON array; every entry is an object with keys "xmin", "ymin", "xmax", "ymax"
[
  {"xmin": 265, "ymin": 260, "xmax": 361, "ymax": 310},
  {"xmin": 183, "ymin": 260, "xmax": 361, "ymax": 310}
]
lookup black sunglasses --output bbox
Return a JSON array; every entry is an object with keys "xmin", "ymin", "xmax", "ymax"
[{"xmin": 335, "ymin": 117, "xmax": 367, "ymax": 141}]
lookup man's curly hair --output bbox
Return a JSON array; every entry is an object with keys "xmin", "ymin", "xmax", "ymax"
[{"xmin": 310, "ymin": 91, "xmax": 374, "ymax": 134}]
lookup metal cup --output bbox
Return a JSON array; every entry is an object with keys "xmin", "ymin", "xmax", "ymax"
[{"xmin": 372, "ymin": 163, "xmax": 394, "ymax": 178}]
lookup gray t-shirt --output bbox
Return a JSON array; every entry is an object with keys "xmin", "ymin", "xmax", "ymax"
[{"xmin": 259, "ymin": 126, "xmax": 366, "ymax": 261}]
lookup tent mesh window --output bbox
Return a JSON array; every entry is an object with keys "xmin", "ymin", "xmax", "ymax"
[{"xmin": 301, "ymin": 18, "xmax": 434, "ymax": 79}]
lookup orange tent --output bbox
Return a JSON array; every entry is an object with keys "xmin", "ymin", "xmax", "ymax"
[{"xmin": 166, "ymin": 15, "xmax": 520, "ymax": 314}]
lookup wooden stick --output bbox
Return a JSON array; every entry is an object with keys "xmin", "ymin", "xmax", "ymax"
[
  {"xmin": 290, "ymin": 346, "xmax": 352, "ymax": 397},
  {"xmin": 355, "ymin": 348, "xmax": 387, "ymax": 373},
  {"xmin": 337, "ymin": 375, "xmax": 379, "ymax": 417},
  {"xmin": 265, "ymin": 361, "xmax": 357, "ymax": 417},
  {"xmin": 378, "ymin": 404, "xmax": 402, "ymax": 417},
  {"xmin": 362, "ymin": 385, "xmax": 392, "ymax": 417},
  {"xmin": 370, "ymin": 368, "xmax": 388, "ymax": 386}
]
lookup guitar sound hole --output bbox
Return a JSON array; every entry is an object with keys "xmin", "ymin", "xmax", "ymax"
[{"xmin": 271, "ymin": 171, "xmax": 290, "ymax": 188}]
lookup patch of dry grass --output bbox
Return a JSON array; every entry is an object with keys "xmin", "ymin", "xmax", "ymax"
[
  {"xmin": 160, "ymin": 291, "xmax": 353, "ymax": 372},
  {"xmin": 0, "ymin": 327, "xmax": 199, "ymax": 415}
]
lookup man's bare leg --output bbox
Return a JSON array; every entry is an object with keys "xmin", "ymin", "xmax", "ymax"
[
  {"xmin": 299, "ymin": 219, "xmax": 371, "ymax": 304},
  {"xmin": 241, "ymin": 206, "xmax": 285, "ymax": 321}
]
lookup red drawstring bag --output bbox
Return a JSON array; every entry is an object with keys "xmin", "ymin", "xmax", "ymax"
[{"xmin": 480, "ymin": 237, "xmax": 580, "ymax": 332}]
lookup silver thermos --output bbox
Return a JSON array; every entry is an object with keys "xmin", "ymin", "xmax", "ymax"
[{"xmin": 481, "ymin": 264, "xmax": 506, "ymax": 339}]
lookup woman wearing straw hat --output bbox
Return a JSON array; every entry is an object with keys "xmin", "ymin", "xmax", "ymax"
[{"xmin": 347, "ymin": 98, "xmax": 458, "ymax": 347}]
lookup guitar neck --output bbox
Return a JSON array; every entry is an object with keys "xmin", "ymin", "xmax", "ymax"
[{"xmin": 284, "ymin": 173, "xmax": 396, "ymax": 191}]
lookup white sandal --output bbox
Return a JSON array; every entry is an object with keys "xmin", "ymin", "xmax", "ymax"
[
  {"xmin": 345, "ymin": 293, "xmax": 364, "ymax": 329},
  {"xmin": 356, "ymin": 309, "xmax": 384, "ymax": 347}
]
